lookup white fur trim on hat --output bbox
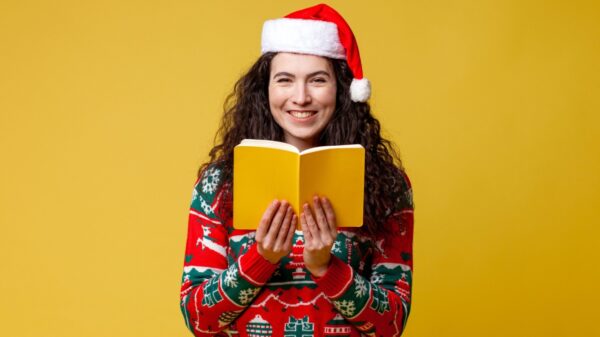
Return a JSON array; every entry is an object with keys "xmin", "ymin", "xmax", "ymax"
[
  {"xmin": 350, "ymin": 78, "xmax": 371, "ymax": 102},
  {"xmin": 261, "ymin": 18, "xmax": 346, "ymax": 59}
]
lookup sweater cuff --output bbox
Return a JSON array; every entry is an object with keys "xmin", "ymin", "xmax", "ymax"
[
  {"xmin": 311, "ymin": 255, "xmax": 354, "ymax": 299},
  {"xmin": 238, "ymin": 244, "xmax": 278, "ymax": 286}
]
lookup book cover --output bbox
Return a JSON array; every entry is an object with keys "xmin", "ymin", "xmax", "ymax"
[{"xmin": 233, "ymin": 139, "xmax": 365, "ymax": 229}]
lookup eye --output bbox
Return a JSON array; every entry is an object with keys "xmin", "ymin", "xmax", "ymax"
[
  {"xmin": 311, "ymin": 77, "xmax": 327, "ymax": 83},
  {"xmin": 276, "ymin": 77, "xmax": 292, "ymax": 83}
]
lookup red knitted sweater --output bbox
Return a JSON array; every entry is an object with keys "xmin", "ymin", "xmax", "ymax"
[{"xmin": 180, "ymin": 164, "xmax": 414, "ymax": 337}]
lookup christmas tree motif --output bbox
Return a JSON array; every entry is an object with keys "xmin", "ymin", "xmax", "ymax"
[
  {"xmin": 219, "ymin": 310, "xmax": 243, "ymax": 327},
  {"xmin": 324, "ymin": 314, "xmax": 351, "ymax": 337},
  {"xmin": 285, "ymin": 238, "xmax": 307, "ymax": 280},
  {"xmin": 395, "ymin": 273, "xmax": 411, "ymax": 303},
  {"xmin": 246, "ymin": 314, "xmax": 273, "ymax": 337},
  {"xmin": 284, "ymin": 316, "xmax": 314, "ymax": 337},
  {"xmin": 201, "ymin": 277, "xmax": 223, "ymax": 307}
]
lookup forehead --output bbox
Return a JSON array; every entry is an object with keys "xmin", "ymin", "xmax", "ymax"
[{"xmin": 270, "ymin": 52, "xmax": 333, "ymax": 74}]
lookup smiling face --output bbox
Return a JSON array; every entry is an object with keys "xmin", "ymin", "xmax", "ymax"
[{"xmin": 268, "ymin": 52, "xmax": 337, "ymax": 151}]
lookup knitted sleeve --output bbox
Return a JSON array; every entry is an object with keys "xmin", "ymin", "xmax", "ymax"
[
  {"xmin": 313, "ymin": 171, "xmax": 414, "ymax": 336},
  {"xmin": 179, "ymin": 165, "xmax": 278, "ymax": 336}
]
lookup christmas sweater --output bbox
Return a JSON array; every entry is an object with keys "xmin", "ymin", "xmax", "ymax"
[{"xmin": 180, "ymin": 164, "xmax": 414, "ymax": 337}]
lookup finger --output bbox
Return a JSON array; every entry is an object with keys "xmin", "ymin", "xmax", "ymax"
[
  {"xmin": 321, "ymin": 197, "xmax": 337, "ymax": 236},
  {"xmin": 256, "ymin": 200, "xmax": 279, "ymax": 241},
  {"xmin": 300, "ymin": 212, "xmax": 312, "ymax": 244},
  {"xmin": 288, "ymin": 214, "xmax": 297, "ymax": 241},
  {"xmin": 273, "ymin": 206, "xmax": 293, "ymax": 251},
  {"xmin": 312, "ymin": 196, "xmax": 330, "ymax": 243},
  {"xmin": 276, "ymin": 206, "xmax": 293, "ymax": 242},
  {"xmin": 303, "ymin": 203, "xmax": 320, "ymax": 244},
  {"xmin": 283, "ymin": 214, "xmax": 297, "ymax": 251},
  {"xmin": 264, "ymin": 200, "xmax": 288, "ymax": 246}
]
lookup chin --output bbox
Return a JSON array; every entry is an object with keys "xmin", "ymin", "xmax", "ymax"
[{"xmin": 285, "ymin": 130, "xmax": 319, "ymax": 143}]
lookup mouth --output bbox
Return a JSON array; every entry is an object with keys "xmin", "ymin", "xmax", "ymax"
[{"xmin": 287, "ymin": 110, "xmax": 318, "ymax": 120}]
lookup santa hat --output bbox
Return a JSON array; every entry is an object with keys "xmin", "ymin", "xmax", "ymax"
[{"xmin": 261, "ymin": 4, "xmax": 371, "ymax": 102}]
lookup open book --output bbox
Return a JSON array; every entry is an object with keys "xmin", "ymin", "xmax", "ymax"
[{"xmin": 233, "ymin": 139, "xmax": 365, "ymax": 229}]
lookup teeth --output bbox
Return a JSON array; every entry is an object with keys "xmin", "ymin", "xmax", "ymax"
[{"xmin": 290, "ymin": 111, "xmax": 316, "ymax": 118}]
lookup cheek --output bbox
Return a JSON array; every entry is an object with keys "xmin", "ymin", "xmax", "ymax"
[
  {"xmin": 268, "ymin": 87, "xmax": 285, "ymax": 126},
  {"xmin": 319, "ymin": 86, "xmax": 337, "ymax": 110},
  {"xmin": 268, "ymin": 86, "xmax": 285, "ymax": 109}
]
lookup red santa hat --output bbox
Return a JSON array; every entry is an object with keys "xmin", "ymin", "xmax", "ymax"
[{"xmin": 261, "ymin": 3, "xmax": 371, "ymax": 102}]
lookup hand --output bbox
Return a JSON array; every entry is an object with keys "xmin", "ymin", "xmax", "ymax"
[
  {"xmin": 255, "ymin": 200, "xmax": 297, "ymax": 264},
  {"xmin": 301, "ymin": 196, "xmax": 338, "ymax": 277}
]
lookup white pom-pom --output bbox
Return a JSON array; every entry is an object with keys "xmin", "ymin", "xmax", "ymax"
[{"xmin": 350, "ymin": 78, "xmax": 371, "ymax": 102}]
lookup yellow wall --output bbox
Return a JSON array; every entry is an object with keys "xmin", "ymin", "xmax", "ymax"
[{"xmin": 1, "ymin": 0, "xmax": 598, "ymax": 336}]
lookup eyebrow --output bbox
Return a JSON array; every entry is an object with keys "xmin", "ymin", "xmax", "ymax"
[{"xmin": 272, "ymin": 70, "xmax": 332, "ymax": 79}]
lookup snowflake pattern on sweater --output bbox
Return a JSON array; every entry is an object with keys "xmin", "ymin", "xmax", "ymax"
[{"xmin": 180, "ymin": 164, "xmax": 414, "ymax": 337}]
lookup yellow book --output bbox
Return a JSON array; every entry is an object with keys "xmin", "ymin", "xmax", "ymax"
[{"xmin": 233, "ymin": 139, "xmax": 365, "ymax": 229}]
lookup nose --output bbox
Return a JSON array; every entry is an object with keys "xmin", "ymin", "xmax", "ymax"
[{"xmin": 291, "ymin": 83, "xmax": 311, "ymax": 105}]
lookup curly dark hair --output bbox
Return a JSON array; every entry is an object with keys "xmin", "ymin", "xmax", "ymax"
[{"xmin": 198, "ymin": 52, "xmax": 411, "ymax": 237}]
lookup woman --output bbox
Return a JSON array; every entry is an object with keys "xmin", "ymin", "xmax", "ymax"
[{"xmin": 180, "ymin": 4, "xmax": 414, "ymax": 337}]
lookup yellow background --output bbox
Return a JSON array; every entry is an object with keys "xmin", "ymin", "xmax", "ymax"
[{"xmin": 1, "ymin": 0, "xmax": 598, "ymax": 336}]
